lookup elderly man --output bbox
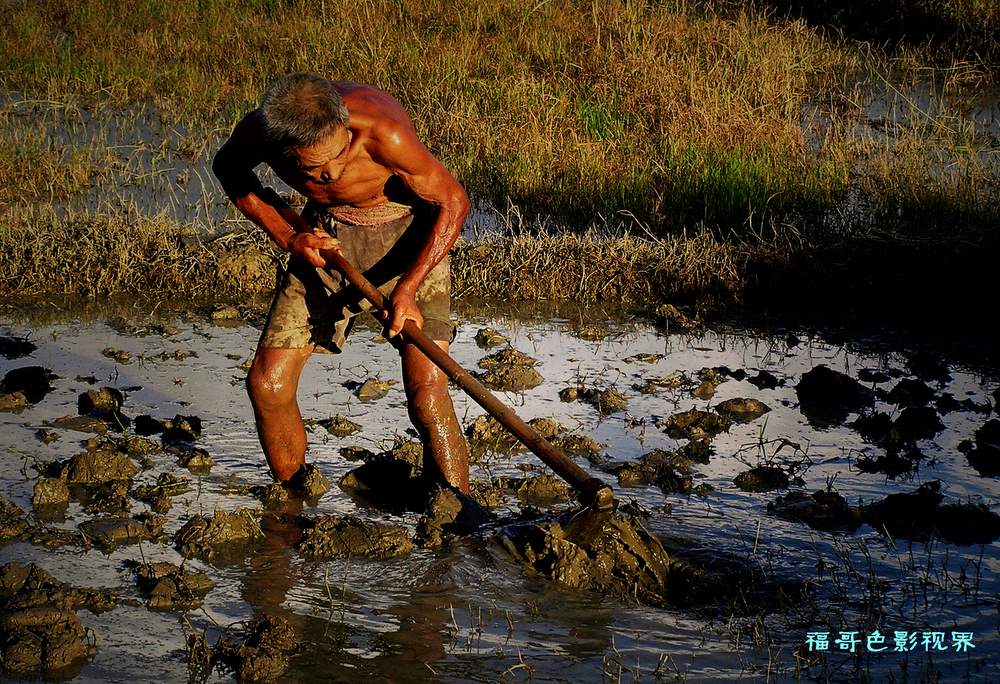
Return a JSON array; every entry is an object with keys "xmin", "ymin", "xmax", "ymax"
[{"xmin": 213, "ymin": 73, "xmax": 470, "ymax": 494}]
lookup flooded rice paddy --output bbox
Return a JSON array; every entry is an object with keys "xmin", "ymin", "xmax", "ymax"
[{"xmin": 0, "ymin": 301, "xmax": 998, "ymax": 682}]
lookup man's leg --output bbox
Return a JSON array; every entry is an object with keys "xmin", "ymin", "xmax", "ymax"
[
  {"xmin": 247, "ymin": 346, "xmax": 314, "ymax": 481},
  {"xmin": 400, "ymin": 340, "xmax": 470, "ymax": 494}
]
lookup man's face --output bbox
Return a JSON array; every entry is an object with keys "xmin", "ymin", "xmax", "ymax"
[{"xmin": 289, "ymin": 126, "xmax": 352, "ymax": 185}]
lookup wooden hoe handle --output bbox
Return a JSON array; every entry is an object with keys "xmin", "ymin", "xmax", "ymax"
[{"xmin": 322, "ymin": 248, "xmax": 614, "ymax": 511}]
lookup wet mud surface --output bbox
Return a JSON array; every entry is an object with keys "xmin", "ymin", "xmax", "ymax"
[{"xmin": 0, "ymin": 301, "xmax": 998, "ymax": 682}]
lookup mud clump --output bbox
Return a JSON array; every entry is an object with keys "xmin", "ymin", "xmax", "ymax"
[
  {"xmin": 0, "ymin": 391, "xmax": 27, "ymax": 412},
  {"xmin": 175, "ymin": 508, "xmax": 263, "ymax": 562},
  {"xmin": 632, "ymin": 372, "xmax": 689, "ymax": 395},
  {"xmin": 298, "ymin": 515, "xmax": 413, "ymax": 560},
  {"xmin": 48, "ymin": 415, "xmax": 110, "ymax": 434},
  {"xmin": 856, "ymin": 448, "xmax": 921, "ymax": 478},
  {"xmin": 0, "ymin": 607, "xmax": 92, "ymax": 676},
  {"xmin": 796, "ymin": 365, "xmax": 874, "ymax": 426},
  {"xmin": 0, "ymin": 335, "xmax": 36, "ymax": 359},
  {"xmin": 416, "ymin": 486, "xmax": 492, "ymax": 547},
  {"xmin": 575, "ymin": 324, "xmax": 611, "ymax": 341},
  {"xmin": 691, "ymin": 367, "xmax": 727, "ymax": 399},
  {"xmin": 114, "ymin": 435, "xmax": 161, "ymax": 459},
  {"xmin": 127, "ymin": 561, "xmax": 214, "ymax": 611},
  {"xmin": 862, "ymin": 481, "xmax": 1000, "ymax": 545},
  {"xmin": 2, "ymin": 366, "xmax": 56, "ymax": 404},
  {"xmin": 936, "ymin": 393, "xmax": 989, "ymax": 415},
  {"xmin": 734, "ymin": 466, "xmax": 789, "ymax": 493},
  {"xmin": 254, "ymin": 483, "xmax": 290, "ymax": 509},
  {"xmin": 466, "ymin": 414, "xmax": 565, "ymax": 455},
  {"xmin": 767, "ymin": 490, "xmax": 862, "ymax": 531},
  {"xmin": 715, "ymin": 398, "xmax": 770, "ymax": 423},
  {"xmin": 161, "ymin": 414, "xmax": 203, "ymax": 445},
  {"xmin": 606, "ymin": 449, "xmax": 694, "ymax": 495},
  {"xmin": 134, "ymin": 414, "xmax": 166, "ymax": 435},
  {"xmin": 213, "ymin": 613, "xmax": 297, "ymax": 682},
  {"xmin": 748, "ymin": 370, "xmax": 782, "ymax": 390},
  {"xmin": 560, "ymin": 386, "xmax": 628, "ymax": 414},
  {"xmin": 77, "ymin": 387, "xmax": 128, "ymax": 428},
  {"xmin": 960, "ymin": 419, "xmax": 1000, "ymax": 477},
  {"xmin": 623, "ymin": 353, "xmax": 664, "ymax": 364},
  {"xmin": 35, "ymin": 428, "xmax": 60, "ymax": 444},
  {"xmin": 338, "ymin": 439, "xmax": 427, "ymax": 513},
  {"xmin": 339, "ymin": 445, "xmax": 375, "ymax": 461},
  {"xmin": 474, "ymin": 327, "xmax": 509, "ymax": 349},
  {"xmin": 101, "ymin": 347, "xmax": 131, "ymax": 364},
  {"xmin": 285, "ymin": 464, "xmax": 331, "ymax": 499},
  {"xmin": 552, "ymin": 433, "xmax": 606, "ymax": 462},
  {"xmin": 0, "ymin": 562, "xmax": 116, "ymax": 677},
  {"xmin": 478, "ymin": 348, "xmax": 539, "ymax": 370},
  {"xmin": 78, "ymin": 480, "xmax": 131, "ymax": 516},
  {"xmin": 588, "ymin": 388, "xmax": 628, "ymax": 414},
  {"xmin": 176, "ymin": 447, "xmax": 213, "ymax": 472},
  {"xmin": 62, "ymin": 447, "xmax": 139, "ymax": 485},
  {"xmin": 852, "ymin": 411, "xmax": 897, "ymax": 446},
  {"xmin": 499, "ymin": 511, "xmax": 725, "ymax": 608},
  {"xmin": 132, "ymin": 473, "xmax": 189, "ymax": 513},
  {"xmin": 317, "ymin": 414, "xmax": 361, "ymax": 437},
  {"xmin": 338, "ymin": 462, "xmax": 421, "ymax": 512},
  {"xmin": 906, "ymin": 351, "xmax": 951, "ymax": 383},
  {"xmin": 0, "ymin": 563, "xmax": 116, "ymax": 613},
  {"xmin": 32, "ymin": 477, "xmax": 70, "ymax": 515},
  {"xmin": 885, "ymin": 378, "xmax": 936, "ymax": 407},
  {"xmin": 79, "ymin": 513, "xmax": 165, "ymax": 549},
  {"xmin": 133, "ymin": 413, "xmax": 203, "ymax": 444},
  {"xmin": 469, "ymin": 481, "xmax": 505, "ymax": 508},
  {"xmin": 691, "ymin": 379, "xmax": 717, "ymax": 399},
  {"xmin": 676, "ymin": 438, "xmax": 713, "ymax": 464},
  {"xmin": 0, "ymin": 497, "xmax": 29, "ymax": 543},
  {"xmin": 893, "ymin": 405, "xmax": 944, "ymax": 441},
  {"xmin": 854, "ymin": 407, "xmax": 944, "ymax": 453},
  {"xmin": 515, "ymin": 475, "xmax": 571, "ymax": 506},
  {"xmin": 353, "ymin": 377, "xmax": 394, "ymax": 402},
  {"xmin": 477, "ymin": 363, "xmax": 544, "ymax": 392},
  {"xmin": 659, "ymin": 409, "xmax": 731, "ymax": 440}
]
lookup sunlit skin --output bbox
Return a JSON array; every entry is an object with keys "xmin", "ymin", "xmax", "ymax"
[{"xmin": 213, "ymin": 81, "xmax": 471, "ymax": 493}]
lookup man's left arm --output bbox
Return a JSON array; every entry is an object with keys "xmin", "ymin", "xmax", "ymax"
[{"xmin": 371, "ymin": 120, "xmax": 470, "ymax": 337}]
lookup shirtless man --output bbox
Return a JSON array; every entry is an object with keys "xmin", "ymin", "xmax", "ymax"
[{"xmin": 212, "ymin": 73, "xmax": 470, "ymax": 493}]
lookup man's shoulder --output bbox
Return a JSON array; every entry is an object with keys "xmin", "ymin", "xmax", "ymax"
[{"xmin": 338, "ymin": 83, "xmax": 410, "ymax": 130}]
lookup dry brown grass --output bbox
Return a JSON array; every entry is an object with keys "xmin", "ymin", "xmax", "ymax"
[
  {"xmin": 452, "ymin": 228, "xmax": 754, "ymax": 303},
  {"xmin": 0, "ymin": 207, "xmax": 797, "ymax": 304},
  {"xmin": 0, "ymin": 207, "xmax": 278, "ymax": 298}
]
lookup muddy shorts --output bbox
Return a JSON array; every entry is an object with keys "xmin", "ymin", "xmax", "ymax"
[{"xmin": 258, "ymin": 201, "xmax": 455, "ymax": 354}]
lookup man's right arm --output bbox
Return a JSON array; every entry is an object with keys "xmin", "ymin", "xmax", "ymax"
[{"xmin": 212, "ymin": 111, "xmax": 336, "ymax": 267}]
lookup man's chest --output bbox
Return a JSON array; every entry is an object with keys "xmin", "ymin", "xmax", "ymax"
[{"xmin": 268, "ymin": 154, "xmax": 393, "ymax": 207}]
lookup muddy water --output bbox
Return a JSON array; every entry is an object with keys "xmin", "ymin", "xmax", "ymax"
[{"xmin": 1, "ymin": 302, "xmax": 998, "ymax": 682}]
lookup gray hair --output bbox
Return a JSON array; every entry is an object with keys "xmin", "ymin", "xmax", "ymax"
[{"xmin": 259, "ymin": 73, "xmax": 349, "ymax": 148}]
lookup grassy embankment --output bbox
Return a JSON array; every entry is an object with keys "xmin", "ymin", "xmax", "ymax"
[{"xmin": 0, "ymin": 0, "xmax": 997, "ymax": 308}]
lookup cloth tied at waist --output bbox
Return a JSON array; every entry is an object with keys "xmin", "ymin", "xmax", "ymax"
[{"xmin": 328, "ymin": 201, "xmax": 412, "ymax": 226}]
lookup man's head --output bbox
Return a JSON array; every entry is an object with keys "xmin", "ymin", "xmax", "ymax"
[
  {"xmin": 260, "ymin": 73, "xmax": 349, "ymax": 149},
  {"xmin": 260, "ymin": 73, "xmax": 352, "ymax": 183}
]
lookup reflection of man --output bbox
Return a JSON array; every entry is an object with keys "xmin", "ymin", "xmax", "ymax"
[{"xmin": 213, "ymin": 74, "xmax": 470, "ymax": 492}]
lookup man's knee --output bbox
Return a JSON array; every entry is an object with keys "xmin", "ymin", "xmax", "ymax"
[
  {"xmin": 405, "ymin": 375, "xmax": 450, "ymax": 427},
  {"xmin": 246, "ymin": 351, "xmax": 302, "ymax": 409}
]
